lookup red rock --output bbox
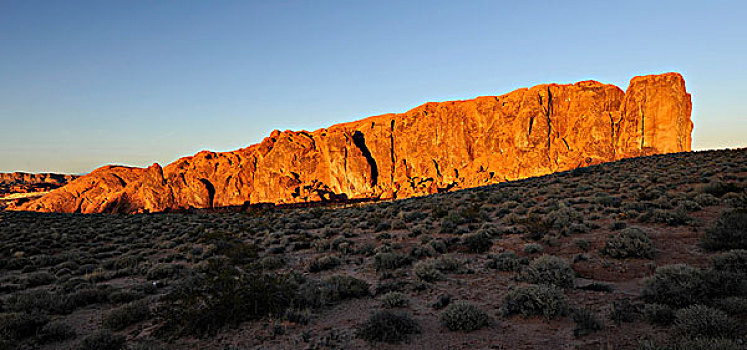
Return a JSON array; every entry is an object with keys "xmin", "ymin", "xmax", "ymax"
[{"xmin": 17, "ymin": 73, "xmax": 693, "ymax": 214}]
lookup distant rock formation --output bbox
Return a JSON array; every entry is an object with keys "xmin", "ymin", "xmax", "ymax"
[
  {"xmin": 1, "ymin": 172, "xmax": 78, "ymax": 209},
  {"xmin": 18, "ymin": 73, "xmax": 693, "ymax": 214}
]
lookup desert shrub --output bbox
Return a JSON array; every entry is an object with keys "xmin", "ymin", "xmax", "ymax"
[
  {"xmin": 158, "ymin": 258, "xmax": 296, "ymax": 337},
  {"xmin": 283, "ymin": 307, "xmax": 312, "ymax": 325},
  {"xmin": 698, "ymin": 181, "xmax": 742, "ymax": 197},
  {"xmin": 642, "ymin": 303, "xmax": 675, "ymax": 325},
  {"xmin": 409, "ymin": 245, "xmax": 434, "ymax": 259},
  {"xmin": 413, "ymin": 259, "xmax": 444, "ymax": 282},
  {"xmin": 713, "ymin": 297, "xmax": 747, "ymax": 316},
  {"xmin": 694, "ymin": 193, "xmax": 720, "ymax": 206},
  {"xmin": 146, "ymin": 263, "xmax": 186, "ymax": 280},
  {"xmin": 4, "ymin": 290, "xmax": 64, "ymax": 314},
  {"xmin": 357, "ymin": 310, "xmax": 420, "ymax": 343},
  {"xmin": 103, "ymin": 300, "xmax": 150, "ymax": 330},
  {"xmin": 373, "ymin": 252, "xmax": 412, "ymax": 271},
  {"xmin": 641, "ymin": 264, "xmax": 706, "ymax": 307},
  {"xmin": 431, "ymin": 294, "xmax": 451, "ymax": 310},
  {"xmin": 439, "ymin": 301, "xmax": 488, "ymax": 331},
  {"xmin": 319, "ymin": 275, "xmax": 370, "ymax": 301},
  {"xmin": 519, "ymin": 255, "xmax": 574, "ymax": 288},
  {"xmin": 375, "ymin": 280, "xmax": 408, "ymax": 295},
  {"xmin": 501, "ymin": 284, "xmax": 569, "ymax": 320},
  {"xmin": 523, "ymin": 243, "xmax": 543, "ymax": 254},
  {"xmin": 202, "ymin": 231, "xmax": 258, "ymax": 265},
  {"xmin": 24, "ymin": 271, "xmax": 55, "ymax": 287},
  {"xmin": 126, "ymin": 340, "xmax": 167, "ymax": 350},
  {"xmin": 486, "ymin": 251, "xmax": 527, "ymax": 271},
  {"xmin": 705, "ymin": 249, "xmax": 747, "ymax": 295},
  {"xmin": 577, "ymin": 282, "xmax": 614, "ymax": 292},
  {"xmin": 429, "ymin": 239, "xmax": 447, "ymax": 254},
  {"xmin": 673, "ymin": 305, "xmax": 736, "ymax": 340},
  {"xmin": 610, "ymin": 298, "xmax": 641, "ymax": 324},
  {"xmin": 73, "ymin": 330, "xmax": 125, "ymax": 350},
  {"xmin": 702, "ymin": 209, "xmax": 747, "ymax": 250},
  {"xmin": 108, "ymin": 290, "xmax": 140, "ymax": 304},
  {"xmin": 679, "ymin": 199, "xmax": 702, "ymax": 212},
  {"xmin": 462, "ymin": 233, "xmax": 492, "ymax": 253},
  {"xmin": 601, "ymin": 227, "xmax": 655, "ymax": 259},
  {"xmin": 574, "ymin": 239, "xmax": 591, "ymax": 251},
  {"xmin": 648, "ymin": 208, "xmax": 692, "ymax": 226},
  {"xmin": 709, "ymin": 249, "xmax": 747, "ymax": 274},
  {"xmin": 38, "ymin": 320, "xmax": 77, "ymax": 343},
  {"xmin": 379, "ymin": 292, "xmax": 409, "ymax": 308},
  {"xmin": 296, "ymin": 275, "xmax": 371, "ymax": 308},
  {"xmin": 0, "ymin": 311, "xmax": 48, "ymax": 341},
  {"xmin": 638, "ymin": 338, "xmax": 741, "ymax": 350},
  {"xmin": 64, "ymin": 287, "xmax": 112, "ymax": 311},
  {"xmin": 308, "ymin": 255, "xmax": 341, "ymax": 272},
  {"xmin": 572, "ymin": 308, "xmax": 603, "ymax": 338}
]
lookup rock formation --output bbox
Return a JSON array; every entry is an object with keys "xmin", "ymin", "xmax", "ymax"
[
  {"xmin": 0, "ymin": 172, "xmax": 78, "ymax": 196},
  {"xmin": 17, "ymin": 73, "xmax": 693, "ymax": 214},
  {"xmin": 0, "ymin": 172, "xmax": 78, "ymax": 209}
]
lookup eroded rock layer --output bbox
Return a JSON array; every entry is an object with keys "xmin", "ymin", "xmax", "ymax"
[{"xmin": 18, "ymin": 73, "xmax": 693, "ymax": 213}]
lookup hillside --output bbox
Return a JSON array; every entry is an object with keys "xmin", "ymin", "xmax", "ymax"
[
  {"xmin": 0, "ymin": 148, "xmax": 744, "ymax": 349},
  {"xmin": 17, "ymin": 72, "xmax": 692, "ymax": 214}
]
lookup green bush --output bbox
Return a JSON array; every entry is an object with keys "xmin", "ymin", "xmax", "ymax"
[
  {"xmin": 702, "ymin": 209, "xmax": 747, "ymax": 250},
  {"xmin": 601, "ymin": 227, "xmax": 655, "ymax": 259},
  {"xmin": 357, "ymin": 310, "xmax": 421, "ymax": 343},
  {"xmin": 4, "ymin": 290, "xmax": 65, "ymax": 314},
  {"xmin": 103, "ymin": 300, "xmax": 150, "ymax": 331},
  {"xmin": 501, "ymin": 284, "xmax": 569, "ymax": 320},
  {"xmin": 319, "ymin": 275, "xmax": 371, "ymax": 301},
  {"xmin": 486, "ymin": 251, "xmax": 527, "ymax": 271},
  {"xmin": 439, "ymin": 301, "xmax": 488, "ymax": 331},
  {"xmin": 523, "ymin": 243, "xmax": 543, "ymax": 254},
  {"xmin": 712, "ymin": 297, "xmax": 747, "ymax": 316},
  {"xmin": 641, "ymin": 264, "xmax": 706, "ymax": 307},
  {"xmin": 673, "ymin": 305, "xmax": 736, "ymax": 340},
  {"xmin": 642, "ymin": 303, "xmax": 674, "ymax": 325},
  {"xmin": 73, "ymin": 330, "xmax": 125, "ymax": 350},
  {"xmin": 705, "ymin": 250, "xmax": 747, "ymax": 298},
  {"xmin": 610, "ymin": 298, "xmax": 641, "ymax": 324},
  {"xmin": 572, "ymin": 308, "xmax": 603, "ymax": 338},
  {"xmin": 24, "ymin": 271, "xmax": 55, "ymax": 287},
  {"xmin": 38, "ymin": 320, "xmax": 77, "ymax": 343},
  {"xmin": 520, "ymin": 255, "xmax": 575, "ymax": 288},
  {"xmin": 462, "ymin": 233, "xmax": 492, "ymax": 253},
  {"xmin": 296, "ymin": 275, "xmax": 371, "ymax": 308},
  {"xmin": 698, "ymin": 181, "xmax": 742, "ymax": 197},
  {"xmin": 379, "ymin": 292, "xmax": 409, "ymax": 308},
  {"xmin": 0, "ymin": 311, "xmax": 48, "ymax": 341},
  {"xmin": 308, "ymin": 255, "xmax": 341, "ymax": 273},
  {"xmin": 158, "ymin": 258, "xmax": 296, "ymax": 337},
  {"xmin": 413, "ymin": 259, "xmax": 444, "ymax": 282},
  {"xmin": 373, "ymin": 252, "xmax": 412, "ymax": 271}
]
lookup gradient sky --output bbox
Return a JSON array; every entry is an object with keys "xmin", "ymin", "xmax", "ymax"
[{"xmin": 1, "ymin": 1, "xmax": 746, "ymax": 174}]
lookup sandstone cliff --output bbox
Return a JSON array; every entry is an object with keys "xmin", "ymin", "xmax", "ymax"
[{"xmin": 18, "ymin": 73, "xmax": 693, "ymax": 214}]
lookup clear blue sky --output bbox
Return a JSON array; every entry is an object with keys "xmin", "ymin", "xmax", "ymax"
[{"xmin": 1, "ymin": 1, "xmax": 745, "ymax": 174}]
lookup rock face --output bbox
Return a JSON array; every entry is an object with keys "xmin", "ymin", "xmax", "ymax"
[{"xmin": 18, "ymin": 73, "xmax": 693, "ymax": 214}]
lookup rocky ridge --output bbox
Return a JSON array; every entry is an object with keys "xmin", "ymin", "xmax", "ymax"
[{"xmin": 17, "ymin": 73, "xmax": 693, "ymax": 213}]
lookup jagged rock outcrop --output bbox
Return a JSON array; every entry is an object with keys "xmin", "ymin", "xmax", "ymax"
[{"xmin": 17, "ymin": 73, "xmax": 693, "ymax": 214}]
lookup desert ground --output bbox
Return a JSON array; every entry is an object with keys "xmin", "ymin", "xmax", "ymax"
[{"xmin": 1, "ymin": 148, "xmax": 745, "ymax": 350}]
